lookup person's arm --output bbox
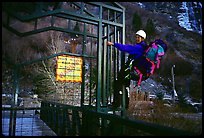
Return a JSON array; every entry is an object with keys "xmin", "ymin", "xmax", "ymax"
[
  {"xmin": 107, "ymin": 41, "xmax": 114, "ymax": 46},
  {"xmin": 113, "ymin": 43, "xmax": 137, "ymax": 53},
  {"xmin": 106, "ymin": 41, "xmax": 144, "ymax": 59},
  {"xmin": 107, "ymin": 41, "xmax": 133, "ymax": 52}
]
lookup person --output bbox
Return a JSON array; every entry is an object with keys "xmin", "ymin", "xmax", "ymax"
[{"xmin": 107, "ymin": 30, "xmax": 148, "ymax": 109}]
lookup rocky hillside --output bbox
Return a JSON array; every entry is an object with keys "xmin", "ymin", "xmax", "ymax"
[{"xmin": 119, "ymin": 2, "xmax": 202, "ymax": 101}]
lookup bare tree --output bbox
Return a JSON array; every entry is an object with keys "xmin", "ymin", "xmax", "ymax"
[{"xmin": 46, "ymin": 31, "xmax": 66, "ymax": 54}]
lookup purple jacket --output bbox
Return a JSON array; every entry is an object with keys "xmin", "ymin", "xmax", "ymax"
[{"xmin": 113, "ymin": 41, "xmax": 148, "ymax": 60}]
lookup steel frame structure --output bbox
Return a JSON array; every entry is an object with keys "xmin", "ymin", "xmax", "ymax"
[{"xmin": 2, "ymin": 2, "xmax": 126, "ymax": 114}]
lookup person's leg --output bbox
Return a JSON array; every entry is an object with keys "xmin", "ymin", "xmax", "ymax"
[
  {"xmin": 113, "ymin": 64, "xmax": 130, "ymax": 108},
  {"xmin": 112, "ymin": 79, "xmax": 122, "ymax": 108},
  {"xmin": 124, "ymin": 78, "xmax": 130, "ymax": 109}
]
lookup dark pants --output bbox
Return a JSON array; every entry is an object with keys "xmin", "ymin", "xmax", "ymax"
[
  {"xmin": 112, "ymin": 57, "xmax": 151, "ymax": 109},
  {"xmin": 113, "ymin": 64, "xmax": 130, "ymax": 109}
]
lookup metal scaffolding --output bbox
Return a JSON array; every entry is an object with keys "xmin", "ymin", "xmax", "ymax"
[{"xmin": 2, "ymin": 2, "xmax": 126, "ymax": 136}]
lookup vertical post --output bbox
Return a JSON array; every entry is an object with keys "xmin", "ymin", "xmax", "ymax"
[
  {"xmin": 107, "ymin": 24, "xmax": 112, "ymax": 104},
  {"xmin": 96, "ymin": 5, "xmax": 103, "ymax": 112},
  {"xmin": 9, "ymin": 66, "xmax": 19, "ymax": 136},
  {"xmin": 106, "ymin": 10, "xmax": 110, "ymax": 106},
  {"xmin": 171, "ymin": 65, "xmax": 176, "ymax": 103},
  {"xmin": 121, "ymin": 8, "xmax": 126, "ymax": 117},
  {"xmin": 102, "ymin": 25, "xmax": 107, "ymax": 106},
  {"xmin": 81, "ymin": 22, "xmax": 86, "ymax": 106},
  {"xmin": 89, "ymin": 37, "xmax": 93, "ymax": 105}
]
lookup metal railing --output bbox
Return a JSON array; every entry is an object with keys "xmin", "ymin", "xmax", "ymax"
[
  {"xmin": 2, "ymin": 100, "xmax": 197, "ymax": 136},
  {"xmin": 40, "ymin": 101, "xmax": 196, "ymax": 136}
]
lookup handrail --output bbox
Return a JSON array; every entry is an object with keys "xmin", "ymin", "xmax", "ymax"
[{"xmin": 40, "ymin": 101, "xmax": 196, "ymax": 136}]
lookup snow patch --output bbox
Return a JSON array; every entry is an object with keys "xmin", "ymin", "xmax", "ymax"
[{"xmin": 177, "ymin": 2, "xmax": 193, "ymax": 31}]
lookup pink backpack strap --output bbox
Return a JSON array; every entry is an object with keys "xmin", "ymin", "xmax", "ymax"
[
  {"xmin": 157, "ymin": 59, "xmax": 160, "ymax": 68},
  {"xmin": 151, "ymin": 42, "xmax": 158, "ymax": 49},
  {"xmin": 155, "ymin": 55, "xmax": 159, "ymax": 69},
  {"xmin": 145, "ymin": 47, "xmax": 151, "ymax": 55},
  {"xmin": 133, "ymin": 66, "xmax": 143, "ymax": 86},
  {"xmin": 146, "ymin": 58, "xmax": 156, "ymax": 74},
  {"xmin": 138, "ymin": 74, "xmax": 143, "ymax": 86}
]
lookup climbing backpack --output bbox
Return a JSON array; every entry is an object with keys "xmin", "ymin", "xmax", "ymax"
[
  {"xmin": 144, "ymin": 39, "xmax": 167, "ymax": 73},
  {"xmin": 125, "ymin": 39, "xmax": 167, "ymax": 86}
]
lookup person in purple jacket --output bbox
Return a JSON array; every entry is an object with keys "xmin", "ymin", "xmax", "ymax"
[{"xmin": 107, "ymin": 30, "xmax": 148, "ymax": 109}]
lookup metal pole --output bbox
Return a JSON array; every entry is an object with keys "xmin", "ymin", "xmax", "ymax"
[
  {"xmin": 171, "ymin": 65, "xmax": 176, "ymax": 103},
  {"xmin": 96, "ymin": 5, "xmax": 103, "ymax": 112},
  {"xmin": 9, "ymin": 66, "xmax": 19, "ymax": 136}
]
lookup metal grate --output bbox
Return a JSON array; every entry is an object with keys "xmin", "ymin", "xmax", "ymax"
[{"xmin": 2, "ymin": 107, "xmax": 57, "ymax": 136}]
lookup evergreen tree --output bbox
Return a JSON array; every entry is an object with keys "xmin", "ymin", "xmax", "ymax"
[
  {"xmin": 132, "ymin": 12, "xmax": 142, "ymax": 32},
  {"xmin": 71, "ymin": 22, "xmax": 80, "ymax": 38},
  {"xmin": 145, "ymin": 18, "xmax": 155, "ymax": 40},
  {"xmin": 73, "ymin": 22, "xmax": 80, "ymax": 32}
]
